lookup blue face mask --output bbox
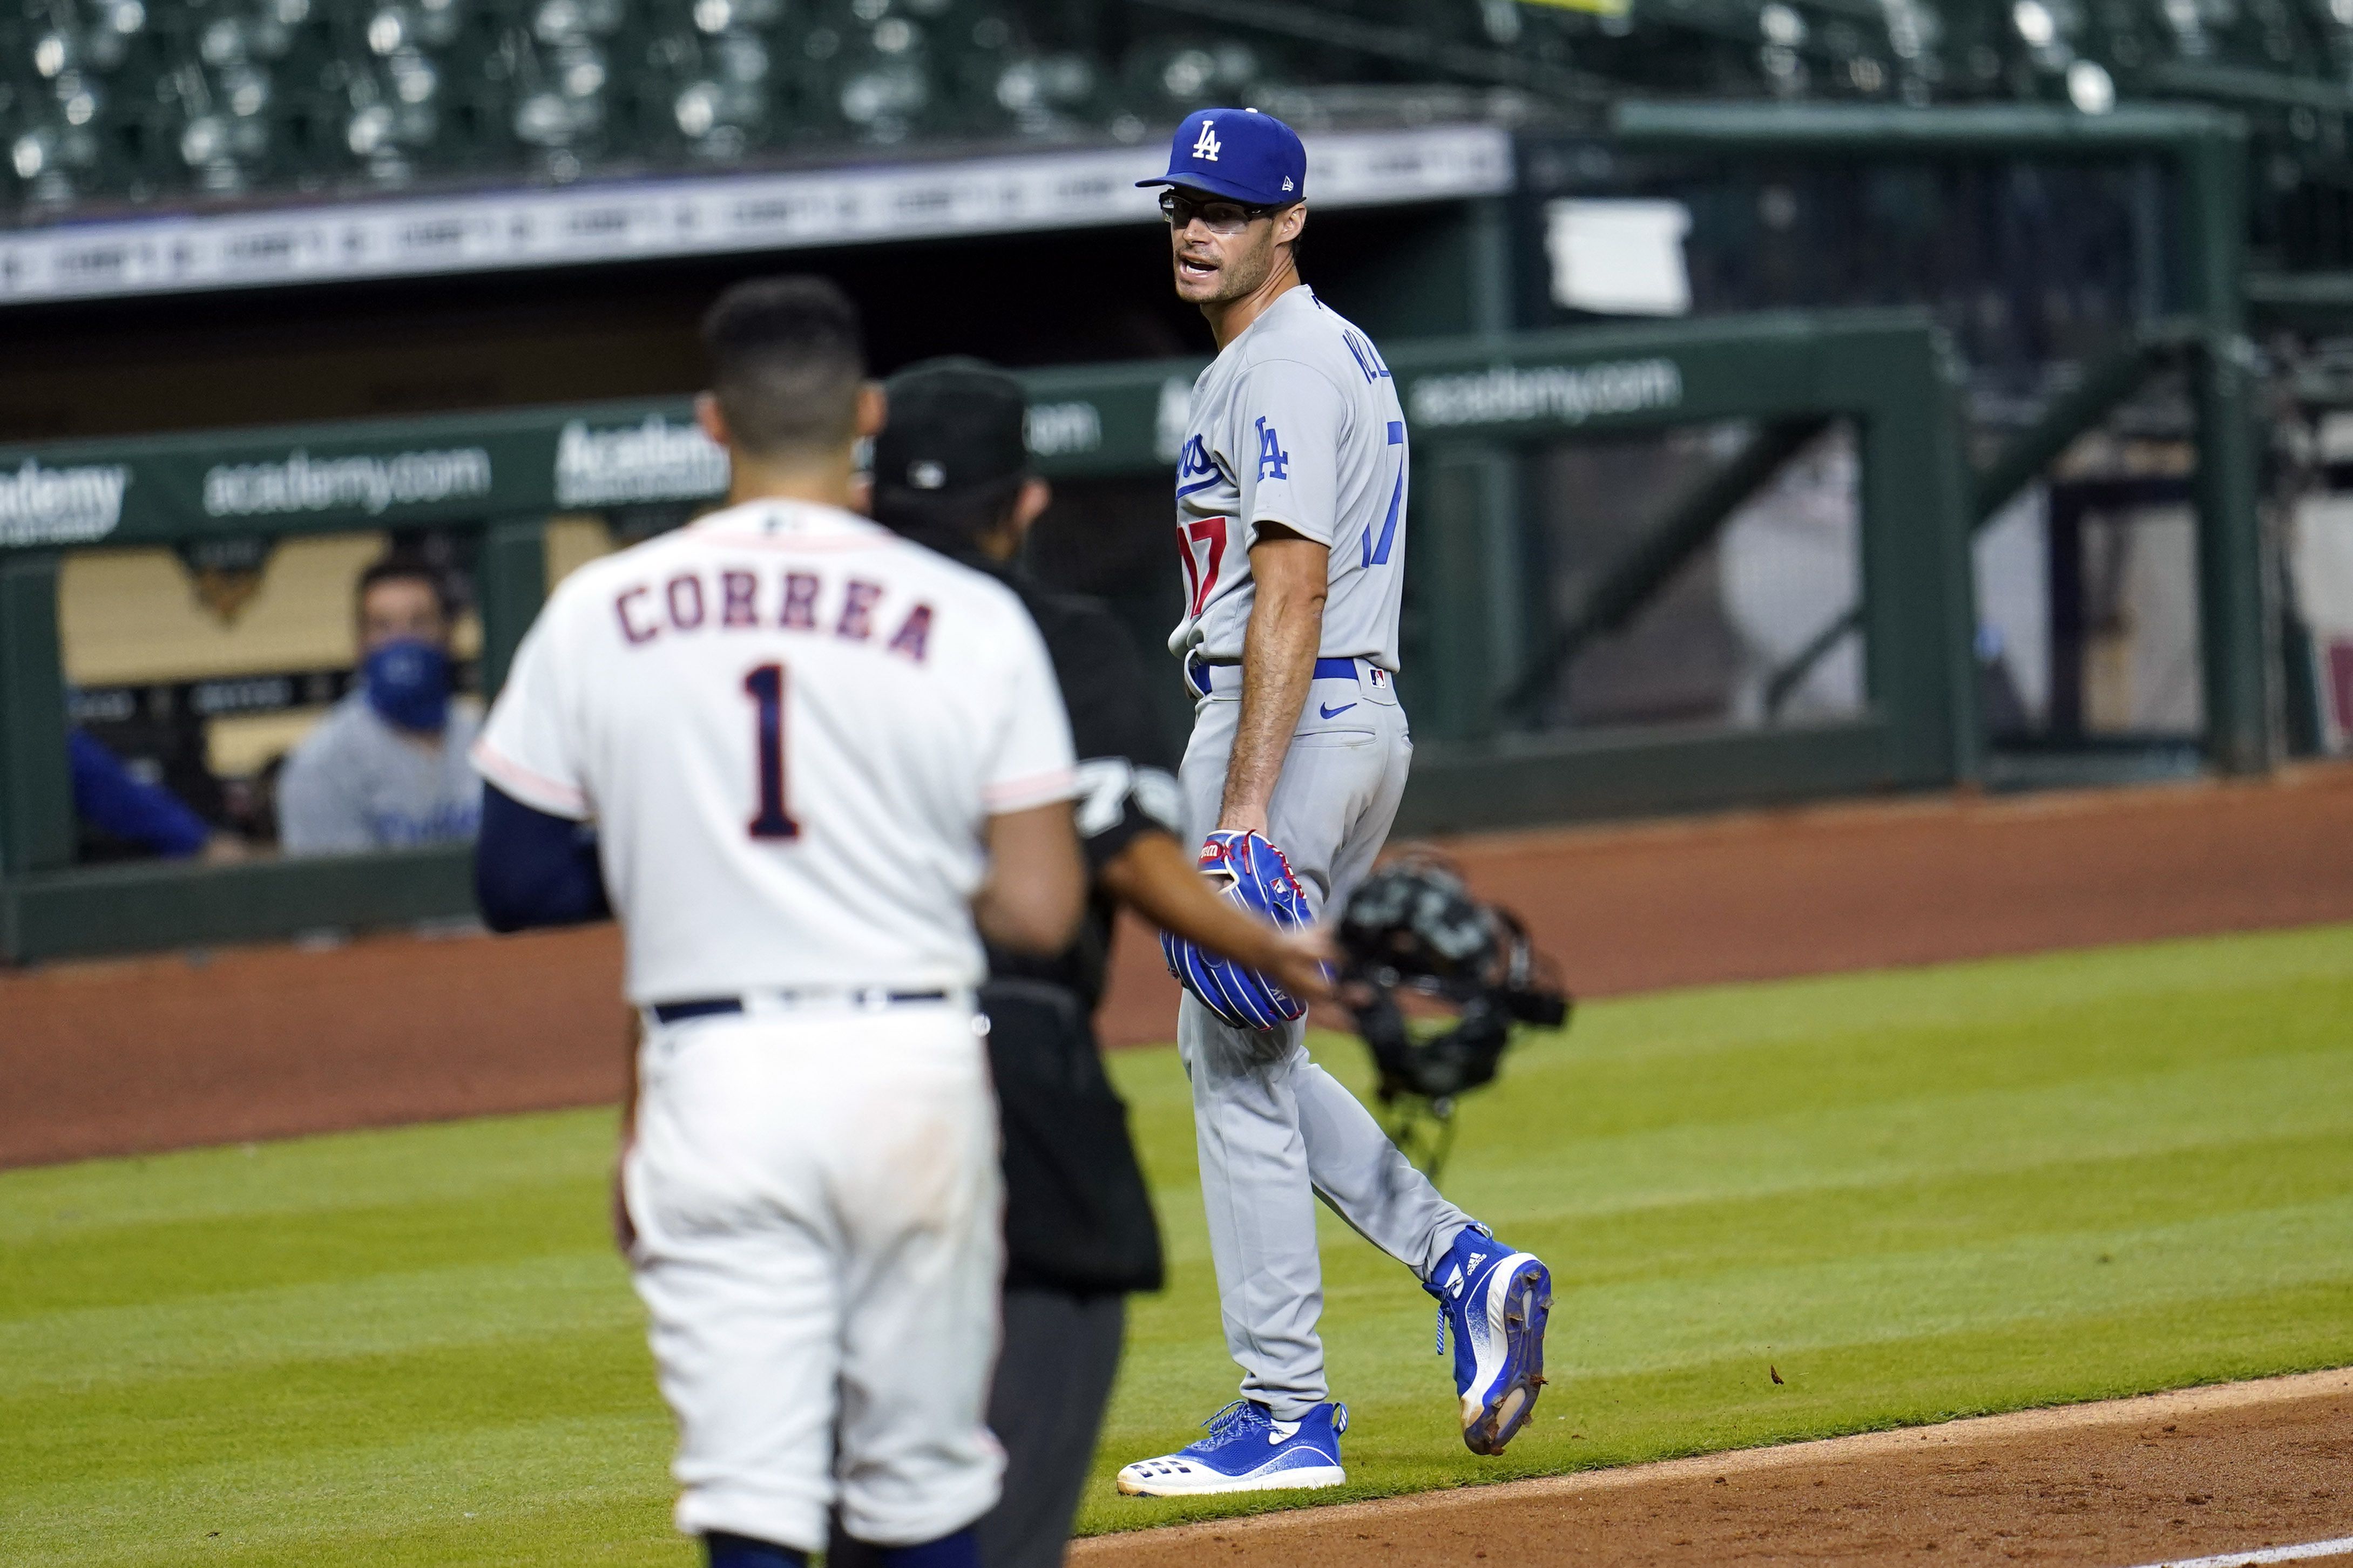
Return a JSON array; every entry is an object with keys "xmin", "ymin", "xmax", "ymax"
[{"xmin": 363, "ymin": 637, "xmax": 452, "ymax": 734}]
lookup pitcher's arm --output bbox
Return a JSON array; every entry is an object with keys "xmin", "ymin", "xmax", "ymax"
[{"xmin": 1218, "ymin": 525, "xmax": 1327, "ymax": 836}]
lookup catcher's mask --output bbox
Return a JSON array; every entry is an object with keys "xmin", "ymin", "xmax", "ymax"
[{"xmin": 1337, "ymin": 853, "xmax": 1569, "ymax": 1108}]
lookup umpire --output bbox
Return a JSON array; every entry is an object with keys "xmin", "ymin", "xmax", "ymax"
[{"xmin": 830, "ymin": 359, "xmax": 1334, "ymax": 1568}]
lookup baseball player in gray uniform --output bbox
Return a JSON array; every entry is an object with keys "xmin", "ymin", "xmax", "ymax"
[{"xmin": 1117, "ymin": 109, "xmax": 1556, "ymax": 1497}]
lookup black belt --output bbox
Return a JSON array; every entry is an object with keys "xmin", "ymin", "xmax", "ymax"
[{"xmin": 651, "ymin": 990, "xmax": 950, "ymax": 1025}]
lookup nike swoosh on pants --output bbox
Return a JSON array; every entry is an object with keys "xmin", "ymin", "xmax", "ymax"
[{"xmin": 1319, "ymin": 702, "xmax": 1357, "ymax": 719}]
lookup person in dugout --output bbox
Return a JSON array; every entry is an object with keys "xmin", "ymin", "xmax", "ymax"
[
  {"xmin": 66, "ymin": 726, "xmax": 244, "ymax": 862},
  {"xmin": 279, "ymin": 554, "xmax": 483, "ymax": 856}
]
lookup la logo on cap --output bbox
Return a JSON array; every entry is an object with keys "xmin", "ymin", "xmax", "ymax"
[{"xmin": 1191, "ymin": 119, "xmax": 1221, "ymax": 161}]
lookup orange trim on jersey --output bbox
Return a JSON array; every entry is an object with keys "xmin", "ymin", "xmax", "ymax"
[
  {"xmin": 471, "ymin": 738, "xmax": 592, "ymax": 819},
  {"xmin": 982, "ymin": 766, "xmax": 1080, "ymax": 812}
]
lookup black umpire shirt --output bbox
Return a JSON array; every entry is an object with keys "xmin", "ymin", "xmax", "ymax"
[
  {"xmin": 956, "ymin": 550, "xmax": 1174, "ymax": 1298},
  {"xmin": 968, "ymin": 555, "xmax": 1182, "ymax": 1010}
]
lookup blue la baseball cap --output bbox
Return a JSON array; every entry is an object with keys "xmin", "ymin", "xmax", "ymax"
[{"xmin": 1137, "ymin": 107, "xmax": 1305, "ymax": 206}]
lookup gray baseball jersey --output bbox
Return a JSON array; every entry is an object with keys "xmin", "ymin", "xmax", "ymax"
[
  {"xmin": 279, "ymin": 691, "xmax": 483, "ymax": 856},
  {"xmin": 1168, "ymin": 287, "xmax": 1408, "ymax": 670}
]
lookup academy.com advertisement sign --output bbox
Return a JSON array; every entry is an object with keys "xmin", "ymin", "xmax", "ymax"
[
  {"xmin": 0, "ymin": 411, "xmax": 740, "ymax": 550},
  {"xmin": 201, "ymin": 446, "xmax": 495, "ymax": 518},
  {"xmin": 0, "ymin": 414, "xmax": 654, "ymax": 549},
  {"xmin": 0, "ymin": 459, "xmax": 133, "ymax": 547},
  {"xmin": 151, "ymin": 437, "xmax": 534, "ymax": 537},
  {"xmin": 1405, "ymin": 357, "xmax": 1685, "ymax": 429},
  {"xmin": 552, "ymin": 416, "xmax": 728, "ymax": 508},
  {"xmin": 0, "ymin": 339, "xmax": 1720, "ymax": 554}
]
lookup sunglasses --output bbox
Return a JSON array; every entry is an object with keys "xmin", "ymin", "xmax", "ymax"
[{"xmin": 1159, "ymin": 188, "xmax": 1287, "ymax": 235}]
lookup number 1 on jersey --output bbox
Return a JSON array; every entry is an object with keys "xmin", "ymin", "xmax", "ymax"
[{"xmin": 743, "ymin": 663, "xmax": 800, "ymax": 841}]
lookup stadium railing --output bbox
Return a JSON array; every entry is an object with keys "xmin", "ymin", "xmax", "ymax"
[{"xmin": 1608, "ymin": 100, "xmax": 2271, "ymax": 777}]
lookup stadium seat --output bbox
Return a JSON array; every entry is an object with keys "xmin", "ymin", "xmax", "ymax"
[{"xmin": 5, "ymin": 0, "xmax": 2353, "ymax": 267}]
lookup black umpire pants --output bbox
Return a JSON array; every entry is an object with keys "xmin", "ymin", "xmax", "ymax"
[
  {"xmin": 977, "ymin": 1286, "xmax": 1126, "ymax": 1567},
  {"xmin": 827, "ymin": 1285, "xmax": 1124, "ymax": 1568}
]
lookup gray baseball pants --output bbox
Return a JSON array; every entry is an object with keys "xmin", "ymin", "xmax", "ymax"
[{"xmin": 1176, "ymin": 661, "xmax": 1475, "ymax": 1421}]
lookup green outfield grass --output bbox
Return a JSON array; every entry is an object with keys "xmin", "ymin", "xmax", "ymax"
[{"xmin": 5, "ymin": 924, "xmax": 2351, "ymax": 1565}]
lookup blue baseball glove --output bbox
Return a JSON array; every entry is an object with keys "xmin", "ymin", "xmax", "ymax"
[{"xmin": 1162, "ymin": 829, "xmax": 1313, "ymax": 1030}]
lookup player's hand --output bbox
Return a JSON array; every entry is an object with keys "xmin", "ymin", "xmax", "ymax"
[
  {"xmin": 200, "ymin": 832, "xmax": 251, "ymax": 865},
  {"xmin": 1258, "ymin": 923, "xmax": 1339, "ymax": 1007}
]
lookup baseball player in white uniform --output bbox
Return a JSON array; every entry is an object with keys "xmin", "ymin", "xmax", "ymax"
[
  {"xmin": 1117, "ymin": 110, "xmax": 1556, "ymax": 1496},
  {"xmin": 469, "ymin": 277, "xmax": 1086, "ymax": 1568}
]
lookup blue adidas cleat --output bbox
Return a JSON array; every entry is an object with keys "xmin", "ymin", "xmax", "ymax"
[
  {"xmin": 1114, "ymin": 1399, "xmax": 1348, "ymax": 1497},
  {"xmin": 1426, "ymin": 1226, "xmax": 1552, "ymax": 1455}
]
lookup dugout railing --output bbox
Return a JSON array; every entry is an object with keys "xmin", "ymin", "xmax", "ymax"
[
  {"xmin": 1593, "ymin": 102, "xmax": 2273, "ymax": 777},
  {"xmin": 0, "ymin": 309, "xmax": 1977, "ymax": 964}
]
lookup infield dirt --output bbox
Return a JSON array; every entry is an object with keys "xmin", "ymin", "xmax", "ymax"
[
  {"xmin": 4, "ymin": 764, "xmax": 2352, "ymax": 1168},
  {"xmin": 1074, "ymin": 1371, "xmax": 2353, "ymax": 1567}
]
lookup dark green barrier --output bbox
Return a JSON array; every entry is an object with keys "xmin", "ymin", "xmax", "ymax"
[
  {"xmin": 0, "ymin": 309, "xmax": 1977, "ymax": 962},
  {"xmin": 3, "ymin": 847, "xmax": 472, "ymax": 964},
  {"xmin": 1378, "ymin": 310, "xmax": 1977, "ymax": 833}
]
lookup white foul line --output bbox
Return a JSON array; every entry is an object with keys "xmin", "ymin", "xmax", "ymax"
[{"xmin": 2122, "ymin": 1536, "xmax": 2353, "ymax": 1568}]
